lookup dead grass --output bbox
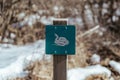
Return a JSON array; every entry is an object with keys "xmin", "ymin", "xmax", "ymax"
[
  {"xmin": 9, "ymin": 34, "xmax": 89, "ymax": 80},
  {"xmin": 10, "ymin": 29, "xmax": 120, "ymax": 80},
  {"xmin": 11, "ymin": 59, "xmax": 53, "ymax": 80},
  {"xmin": 86, "ymin": 74, "xmax": 111, "ymax": 80},
  {"xmin": 1, "ymin": 0, "xmax": 120, "ymax": 80}
]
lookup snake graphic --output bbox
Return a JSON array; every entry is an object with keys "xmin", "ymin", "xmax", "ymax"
[{"xmin": 54, "ymin": 33, "xmax": 69, "ymax": 46}]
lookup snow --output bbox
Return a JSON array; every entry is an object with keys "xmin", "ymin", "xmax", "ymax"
[
  {"xmin": 94, "ymin": 4, "xmax": 99, "ymax": 8},
  {"xmin": 110, "ymin": 77, "xmax": 115, "ymax": 80},
  {"xmin": 20, "ymin": 14, "xmax": 40, "ymax": 26},
  {"xmin": 0, "ymin": 9, "xmax": 118, "ymax": 79},
  {"xmin": 91, "ymin": 54, "xmax": 100, "ymax": 64},
  {"xmin": 53, "ymin": 6, "xmax": 59, "ymax": 11},
  {"xmin": 84, "ymin": 8, "xmax": 94, "ymax": 25},
  {"xmin": 103, "ymin": 3, "xmax": 109, "ymax": 8},
  {"xmin": 68, "ymin": 64, "xmax": 111, "ymax": 80},
  {"xmin": 109, "ymin": 60, "xmax": 120, "ymax": 74},
  {"xmin": 75, "ymin": 17, "xmax": 83, "ymax": 24},
  {"xmin": 40, "ymin": 16, "xmax": 55, "ymax": 25},
  {"xmin": 3, "ymin": 38, "xmax": 9, "ymax": 43},
  {"xmin": 112, "ymin": 15, "xmax": 119, "ymax": 22},
  {"xmin": 53, "ymin": 6, "xmax": 64, "ymax": 15},
  {"xmin": 0, "ymin": 40, "xmax": 51, "ymax": 79},
  {"xmin": 38, "ymin": 10, "xmax": 49, "ymax": 15},
  {"xmin": 10, "ymin": 33, "xmax": 16, "ymax": 39},
  {"xmin": 0, "ymin": 36, "xmax": 1, "ymax": 41},
  {"xmin": 17, "ymin": 12, "xmax": 26, "ymax": 20},
  {"xmin": 68, "ymin": 17, "xmax": 84, "ymax": 27},
  {"xmin": 102, "ymin": 8, "xmax": 108, "ymax": 15},
  {"xmin": 53, "ymin": 18, "xmax": 68, "ymax": 21},
  {"xmin": 85, "ymin": 5, "xmax": 90, "ymax": 9},
  {"xmin": 32, "ymin": 4, "xmax": 38, "ymax": 12},
  {"xmin": 0, "ymin": 56, "xmax": 28, "ymax": 79},
  {"xmin": 0, "ymin": 39, "xmax": 113, "ymax": 80},
  {"xmin": 116, "ymin": 8, "xmax": 120, "ymax": 16}
]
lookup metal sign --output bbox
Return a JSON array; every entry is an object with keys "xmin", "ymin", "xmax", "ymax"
[{"xmin": 46, "ymin": 25, "xmax": 76, "ymax": 55}]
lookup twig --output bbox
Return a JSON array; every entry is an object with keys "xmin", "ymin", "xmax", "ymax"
[
  {"xmin": 80, "ymin": 25, "xmax": 100, "ymax": 37},
  {"xmin": 1, "ymin": 10, "xmax": 13, "ymax": 41}
]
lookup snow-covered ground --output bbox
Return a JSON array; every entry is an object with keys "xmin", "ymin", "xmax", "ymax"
[
  {"xmin": 0, "ymin": 4, "xmax": 120, "ymax": 79},
  {"xmin": 0, "ymin": 40, "xmax": 51, "ymax": 80},
  {"xmin": 0, "ymin": 40, "xmax": 120, "ymax": 80},
  {"xmin": 68, "ymin": 64, "xmax": 111, "ymax": 80}
]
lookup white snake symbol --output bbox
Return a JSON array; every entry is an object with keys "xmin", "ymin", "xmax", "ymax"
[{"xmin": 54, "ymin": 33, "xmax": 69, "ymax": 46}]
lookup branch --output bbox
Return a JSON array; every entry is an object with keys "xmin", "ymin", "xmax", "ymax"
[{"xmin": 80, "ymin": 25, "xmax": 100, "ymax": 37}]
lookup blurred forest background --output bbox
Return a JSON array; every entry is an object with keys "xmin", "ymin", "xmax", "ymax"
[
  {"xmin": 0, "ymin": 0, "xmax": 120, "ymax": 80},
  {"xmin": 0, "ymin": 0, "xmax": 119, "ymax": 45}
]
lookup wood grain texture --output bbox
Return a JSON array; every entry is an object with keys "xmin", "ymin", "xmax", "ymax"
[{"xmin": 53, "ymin": 20, "xmax": 67, "ymax": 80}]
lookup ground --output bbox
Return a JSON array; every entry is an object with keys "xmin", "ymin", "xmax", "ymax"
[{"xmin": 0, "ymin": 0, "xmax": 120, "ymax": 80}]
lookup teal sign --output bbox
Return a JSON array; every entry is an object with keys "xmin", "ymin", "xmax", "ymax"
[{"xmin": 45, "ymin": 25, "xmax": 76, "ymax": 55}]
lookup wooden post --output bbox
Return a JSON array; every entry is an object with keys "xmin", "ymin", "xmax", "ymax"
[{"xmin": 53, "ymin": 20, "xmax": 67, "ymax": 80}]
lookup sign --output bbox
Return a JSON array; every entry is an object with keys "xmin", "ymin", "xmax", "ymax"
[{"xmin": 46, "ymin": 25, "xmax": 75, "ymax": 55}]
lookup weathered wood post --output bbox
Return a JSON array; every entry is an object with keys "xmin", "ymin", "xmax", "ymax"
[
  {"xmin": 53, "ymin": 20, "xmax": 67, "ymax": 80},
  {"xmin": 46, "ymin": 19, "xmax": 75, "ymax": 80}
]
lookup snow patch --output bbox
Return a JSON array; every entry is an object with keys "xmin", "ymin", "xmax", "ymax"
[
  {"xmin": 40, "ymin": 16, "xmax": 55, "ymax": 25},
  {"xmin": 68, "ymin": 64, "xmax": 111, "ymax": 80},
  {"xmin": 17, "ymin": 12, "xmax": 26, "ymax": 20},
  {"xmin": 94, "ymin": 4, "xmax": 99, "ymax": 8},
  {"xmin": 53, "ymin": 6, "xmax": 59, "ymax": 11},
  {"xmin": 102, "ymin": 8, "xmax": 108, "ymax": 15},
  {"xmin": 53, "ymin": 6, "xmax": 64, "ymax": 15},
  {"xmin": 85, "ymin": 4, "xmax": 90, "ymax": 9},
  {"xmin": 91, "ymin": 54, "xmax": 100, "ymax": 64},
  {"xmin": 112, "ymin": 16, "xmax": 119, "ymax": 22},
  {"xmin": 109, "ymin": 60, "xmax": 120, "ymax": 74},
  {"xmin": 38, "ymin": 10, "xmax": 49, "ymax": 15},
  {"xmin": 0, "ymin": 56, "xmax": 28, "ymax": 80},
  {"xmin": 20, "ymin": 14, "xmax": 40, "ymax": 26},
  {"xmin": 116, "ymin": 8, "xmax": 120, "ymax": 16},
  {"xmin": 0, "ymin": 40, "xmax": 51, "ymax": 79},
  {"xmin": 103, "ymin": 3, "xmax": 109, "ymax": 8},
  {"xmin": 10, "ymin": 33, "xmax": 16, "ymax": 39}
]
